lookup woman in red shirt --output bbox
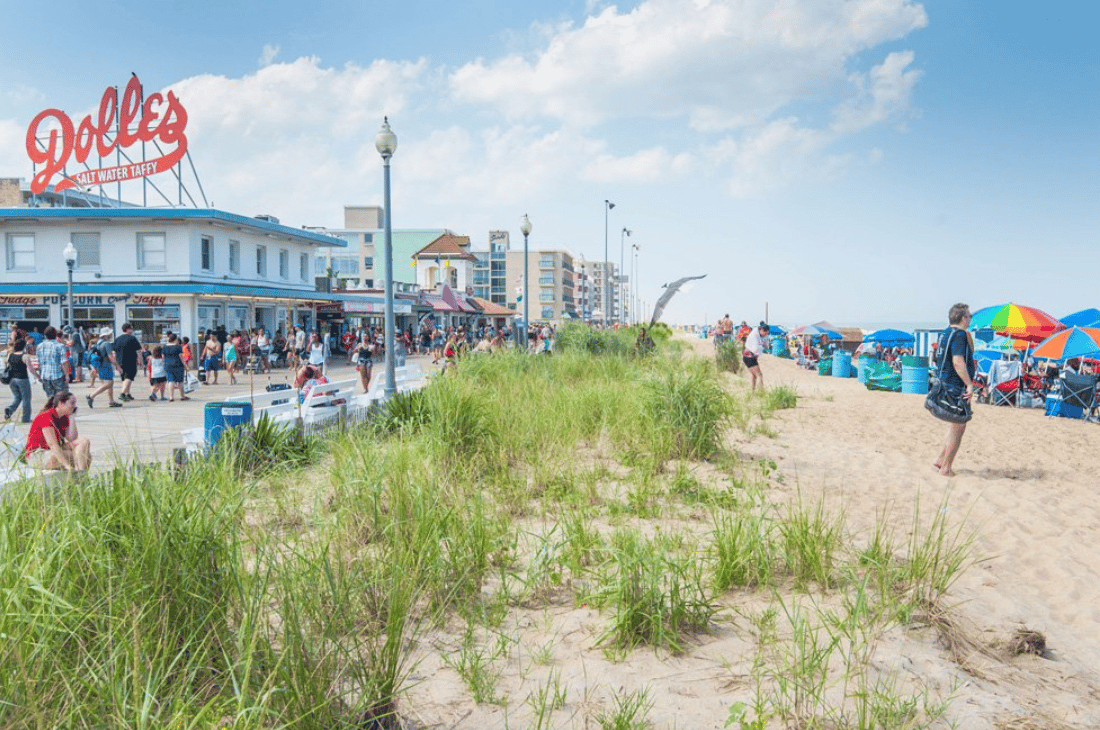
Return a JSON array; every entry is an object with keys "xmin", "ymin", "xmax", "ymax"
[{"xmin": 24, "ymin": 392, "xmax": 91, "ymax": 472}]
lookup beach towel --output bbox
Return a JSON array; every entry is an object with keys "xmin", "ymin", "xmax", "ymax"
[{"xmin": 864, "ymin": 361, "xmax": 902, "ymax": 392}]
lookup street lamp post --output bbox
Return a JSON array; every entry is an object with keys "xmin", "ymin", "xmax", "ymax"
[
  {"xmin": 375, "ymin": 117, "xmax": 398, "ymax": 401},
  {"xmin": 631, "ymin": 242, "xmax": 640, "ymax": 325},
  {"xmin": 519, "ymin": 214, "xmax": 532, "ymax": 350},
  {"xmin": 63, "ymin": 242, "xmax": 77, "ymax": 330},
  {"xmin": 603, "ymin": 200, "xmax": 614, "ymax": 326},
  {"xmin": 619, "ymin": 227, "xmax": 631, "ymax": 326}
]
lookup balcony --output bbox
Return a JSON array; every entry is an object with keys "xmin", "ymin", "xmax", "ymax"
[{"xmin": 538, "ymin": 259, "xmax": 556, "ymax": 269}]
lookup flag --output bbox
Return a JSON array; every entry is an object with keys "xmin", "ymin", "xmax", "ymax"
[{"xmin": 444, "ymin": 259, "xmax": 450, "ymax": 268}]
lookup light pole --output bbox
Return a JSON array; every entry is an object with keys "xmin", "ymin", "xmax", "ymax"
[
  {"xmin": 63, "ymin": 241, "xmax": 77, "ymax": 330},
  {"xmin": 375, "ymin": 117, "xmax": 398, "ymax": 401},
  {"xmin": 631, "ymin": 242, "xmax": 640, "ymax": 325},
  {"xmin": 519, "ymin": 214, "xmax": 532, "ymax": 350},
  {"xmin": 619, "ymin": 227, "xmax": 631, "ymax": 326},
  {"xmin": 603, "ymin": 200, "xmax": 614, "ymax": 326}
]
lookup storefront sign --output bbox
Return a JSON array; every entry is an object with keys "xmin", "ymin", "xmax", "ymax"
[
  {"xmin": 132, "ymin": 295, "xmax": 167, "ymax": 306},
  {"xmin": 1, "ymin": 294, "xmax": 130, "ymax": 305},
  {"xmin": 26, "ymin": 75, "xmax": 189, "ymax": 195},
  {"xmin": 316, "ymin": 302, "xmax": 343, "ymax": 314}
]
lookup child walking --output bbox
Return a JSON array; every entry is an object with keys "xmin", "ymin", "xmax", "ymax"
[
  {"xmin": 148, "ymin": 346, "xmax": 168, "ymax": 401},
  {"xmin": 224, "ymin": 338, "xmax": 238, "ymax": 385}
]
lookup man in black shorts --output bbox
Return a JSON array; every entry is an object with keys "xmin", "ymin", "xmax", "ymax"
[
  {"xmin": 111, "ymin": 322, "xmax": 145, "ymax": 402},
  {"xmin": 742, "ymin": 322, "xmax": 770, "ymax": 392}
]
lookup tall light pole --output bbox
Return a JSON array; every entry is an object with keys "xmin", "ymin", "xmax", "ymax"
[
  {"xmin": 519, "ymin": 214, "xmax": 532, "ymax": 350},
  {"xmin": 619, "ymin": 227, "xmax": 631, "ymax": 326},
  {"xmin": 63, "ymin": 241, "xmax": 77, "ymax": 330},
  {"xmin": 603, "ymin": 200, "xmax": 614, "ymax": 326},
  {"xmin": 631, "ymin": 242, "xmax": 640, "ymax": 325},
  {"xmin": 375, "ymin": 117, "xmax": 398, "ymax": 401}
]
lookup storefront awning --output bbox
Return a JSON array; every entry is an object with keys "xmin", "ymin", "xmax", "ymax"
[{"xmin": 424, "ymin": 295, "xmax": 459, "ymax": 312}]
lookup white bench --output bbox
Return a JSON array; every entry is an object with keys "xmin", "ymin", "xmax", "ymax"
[
  {"xmin": 354, "ymin": 363, "xmax": 431, "ymax": 409},
  {"xmin": 180, "ymin": 378, "xmax": 361, "ymax": 453}
]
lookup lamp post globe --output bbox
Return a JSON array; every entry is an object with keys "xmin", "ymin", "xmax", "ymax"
[
  {"xmin": 518, "ymin": 215, "xmax": 532, "ymax": 350},
  {"xmin": 375, "ymin": 117, "xmax": 397, "ymax": 401},
  {"xmin": 63, "ymin": 242, "xmax": 77, "ymax": 330}
]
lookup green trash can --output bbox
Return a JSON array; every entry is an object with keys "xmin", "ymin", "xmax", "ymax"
[{"xmin": 817, "ymin": 358, "xmax": 833, "ymax": 376}]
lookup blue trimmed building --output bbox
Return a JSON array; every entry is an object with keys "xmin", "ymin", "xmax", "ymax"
[{"xmin": 0, "ymin": 182, "xmax": 352, "ymax": 341}]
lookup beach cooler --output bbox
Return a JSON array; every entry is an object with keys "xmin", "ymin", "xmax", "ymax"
[
  {"xmin": 832, "ymin": 350, "xmax": 852, "ymax": 378},
  {"xmin": 204, "ymin": 402, "xmax": 254, "ymax": 445},
  {"xmin": 1045, "ymin": 395, "xmax": 1083, "ymax": 419},
  {"xmin": 817, "ymin": 357, "xmax": 832, "ymax": 376}
]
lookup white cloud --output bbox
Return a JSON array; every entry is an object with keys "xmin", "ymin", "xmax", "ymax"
[
  {"xmin": 258, "ymin": 44, "xmax": 280, "ymax": 68},
  {"xmin": 161, "ymin": 57, "xmax": 427, "ymax": 223},
  {"xmin": 832, "ymin": 51, "xmax": 921, "ymax": 134},
  {"xmin": 450, "ymin": 0, "xmax": 928, "ymax": 132}
]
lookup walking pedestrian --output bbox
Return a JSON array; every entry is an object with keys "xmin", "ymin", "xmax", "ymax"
[
  {"xmin": 162, "ymin": 333, "xmax": 188, "ymax": 402},
  {"xmin": 34, "ymin": 326, "xmax": 69, "ymax": 398},
  {"xmin": 86, "ymin": 328, "xmax": 122, "ymax": 408},
  {"xmin": 4, "ymin": 338, "xmax": 33, "ymax": 423},
  {"xmin": 111, "ymin": 323, "xmax": 144, "ymax": 402}
]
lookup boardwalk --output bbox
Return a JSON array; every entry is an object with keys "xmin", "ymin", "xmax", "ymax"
[{"xmin": 6, "ymin": 352, "xmax": 439, "ymax": 473}]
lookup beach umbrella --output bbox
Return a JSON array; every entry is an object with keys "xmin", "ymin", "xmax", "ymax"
[
  {"xmin": 968, "ymin": 302, "xmax": 1064, "ymax": 343},
  {"xmin": 862, "ymin": 328, "xmax": 915, "ymax": 347},
  {"xmin": 789, "ymin": 324, "xmax": 842, "ymax": 339},
  {"xmin": 1060, "ymin": 308, "xmax": 1100, "ymax": 328},
  {"xmin": 1031, "ymin": 326, "xmax": 1100, "ymax": 361}
]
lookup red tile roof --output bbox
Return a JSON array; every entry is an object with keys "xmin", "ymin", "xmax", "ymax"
[{"xmin": 414, "ymin": 233, "xmax": 477, "ymax": 261}]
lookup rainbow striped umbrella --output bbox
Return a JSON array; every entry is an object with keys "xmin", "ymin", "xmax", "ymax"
[
  {"xmin": 1031, "ymin": 326, "xmax": 1100, "ymax": 361},
  {"xmin": 969, "ymin": 302, "xmax": 1064, "ymax": 344}
]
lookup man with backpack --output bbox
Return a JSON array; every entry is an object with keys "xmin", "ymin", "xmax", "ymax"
[{"xmin": 87, "ymin": 327, "xmax": 122, "ymax": 408}]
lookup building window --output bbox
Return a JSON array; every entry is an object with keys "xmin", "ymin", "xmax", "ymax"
[
  {"xmin": 539, "ymin": 289, "xmax": 555, "ymax": 302},
  {"xmin": 541, "ymin": 308, "xmax": 555, "ymax": 319},
  {"xmin": 201, "ymin": 235, "xmax": 213, "ymax": 271},
  {"xmin": 229, "ymin": 240, "xmax": 240, "ymax": 274},
  {"xmin": 71, "ymin": 232, "xmax": 100, "ymax": 270},
  {"xmin": 256, "ymin": 245, "xmax": 267, "ymax": 277},
  {"xmin": 331, "ymin": 255, "xmax": 359, "ymax": 277},
  {"xmin": 279, "ymin": 249, "xmax": 289, "ymax": 279},
  {"xmin": 137, "ymin": 233, "xmax": 166, "ymax": 270},
  {"xmin": 539, "ymin": 257, "xmax": 555, "ymax": 269},
  {"xmin": 5, "ymin": 233, "xmax": 35, "ymax": 271},
  {"xmin": 315, "ymin": 255, "xmax": 327, "ymax": 275},
  {"xmin": 539, "ymin": 275, "xmax": 554, "ymax": 285},
  {"xmin": 300, "ymin": 253, "xmax": 308, "ymax": 281},
  {"xmin": 363, "ymin": 256, "xmax": 373, "ymax": 269}
]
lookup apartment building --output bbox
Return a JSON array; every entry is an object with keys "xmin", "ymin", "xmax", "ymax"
[{"xmin": 505, "ymin": 249, "xmax": 577, "ymax": 324}]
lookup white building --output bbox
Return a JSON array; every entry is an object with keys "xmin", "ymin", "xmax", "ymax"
[{"xmin": 0, "ymin": 205, "xmax": 346, "ymax": 342}]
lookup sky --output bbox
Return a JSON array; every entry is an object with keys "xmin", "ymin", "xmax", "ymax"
[{"xmin": 1, "ymin": 0, "xmax": 1097, "ymax": 327}]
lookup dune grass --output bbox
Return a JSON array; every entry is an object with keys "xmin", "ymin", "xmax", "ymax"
[{"xmin": 0, "ymin": 338, "xmax": 976, "ymax": 728}]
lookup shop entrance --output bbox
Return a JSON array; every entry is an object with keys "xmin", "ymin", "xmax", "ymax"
[
  {"xmin": 127, "ymin": 304, "xmax": 182, "ymax": 344},
  {"xmin": 0, "ymin": 305, "xmax": 51, "ymax": 345}
]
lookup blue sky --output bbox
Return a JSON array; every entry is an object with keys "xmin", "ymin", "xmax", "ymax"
[{"xmin": 2, "ymin": 0, "xmax": 1097, "ymax": 327}]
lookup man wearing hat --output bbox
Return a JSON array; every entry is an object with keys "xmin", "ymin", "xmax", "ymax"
[{"xmin": 743, "ymin": 321, "xmax": 771, "ymax": 393}]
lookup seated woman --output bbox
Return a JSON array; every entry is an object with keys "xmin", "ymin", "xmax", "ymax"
[{"xmin": 24, "ymin": 392, "xmax": 91, "ymax": 473}]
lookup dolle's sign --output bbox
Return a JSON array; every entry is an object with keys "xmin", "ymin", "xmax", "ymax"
[{"xmin": 26, "ymin": 75, "xmax": 188, "ymax": 195}]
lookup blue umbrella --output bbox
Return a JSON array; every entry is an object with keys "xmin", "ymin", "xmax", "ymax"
[
  {"xmin": 1060, "ymin": 308, "xmax": 1100, "ymax": 328},
  {"xmin": 862, "ymin": 329, "xmax": 915, "ymax": 347},
  {"xmin": 789, "ymin": 325, "xmax": 842, "ymax": 339}
]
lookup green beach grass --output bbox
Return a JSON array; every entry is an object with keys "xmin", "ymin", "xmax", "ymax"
[{"xmin": 0, "ymin": 325, "xmax": 974, "ymax": 729}]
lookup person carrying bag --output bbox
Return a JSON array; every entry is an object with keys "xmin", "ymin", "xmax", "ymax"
[{"xmin": 928, "ymin": 304, "xmax": 975, "ymax": 477}]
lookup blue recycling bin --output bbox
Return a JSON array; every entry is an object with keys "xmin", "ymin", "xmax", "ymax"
[
  {"xmin": 204, "ymin": 401, "xmax": 254, "ymax": 445},
  {"xmin": 832, "ymin": 350, "xmax": 853, "ymax": 378}
]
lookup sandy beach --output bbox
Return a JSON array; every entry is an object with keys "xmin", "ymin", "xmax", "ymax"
[{"xmin": 401, "ymin": 336, "xmax": 1100, "ymax": 729}]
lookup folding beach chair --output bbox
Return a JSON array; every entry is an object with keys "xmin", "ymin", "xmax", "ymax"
[
  {"xmin": 1059, "ymin": 372, "xmax": 1098, "ymax": 421},
  {"xmin": 987, "ymin": 360, "xmax": 1022, "ymax": 407}
]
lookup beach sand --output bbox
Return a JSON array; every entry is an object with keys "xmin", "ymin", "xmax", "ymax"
[{"xmin": 401, "ymin": 337, "xmax": 1100, "ymax": 729}]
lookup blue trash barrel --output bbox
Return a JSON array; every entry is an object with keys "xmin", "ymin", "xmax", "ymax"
[
  {"xmin": 857, "ymin": 355, "xmax": 873, "ymax": 384},
  {"xmin": 901, "ymin": 365, "xmax": 929, "ymax": 395},
  {"xmin": 204, "ymin": 401, "xmax": 254, "ymax": 445},
  {"xmin": 832, "ymin": 350, "xmax": 852, "ymax": 378}
]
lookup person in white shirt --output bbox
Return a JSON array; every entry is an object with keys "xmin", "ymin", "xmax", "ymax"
[{"xmin": 742, "ymin": 322, "xmax": 770, "ymax": 392}]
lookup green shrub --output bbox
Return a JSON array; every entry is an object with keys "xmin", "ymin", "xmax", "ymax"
[
  {"xmin": 642, "ymin": 362, "xmax": 731, "ymax": 461},
  {"xmin": 715, "ymin": 337, "xmax": 743, "ymax": 374}
]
